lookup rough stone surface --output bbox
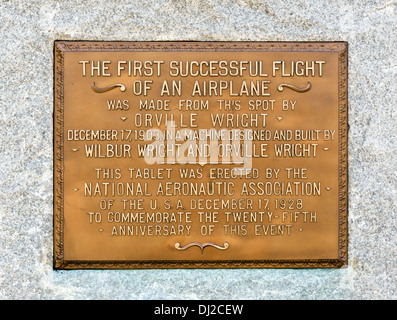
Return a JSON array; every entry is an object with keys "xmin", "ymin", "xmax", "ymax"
[{"xmin": 0, "ymin": 0, "xmax": 396, "ymax": 300}]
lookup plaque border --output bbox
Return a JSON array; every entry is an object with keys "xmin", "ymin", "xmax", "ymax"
[{"xmin": 53, "ymin": 41, "xmax": 348, "ymax": 269}]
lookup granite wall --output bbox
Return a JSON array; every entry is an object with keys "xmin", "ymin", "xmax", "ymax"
[{"xmin": 0, "ymin": 0, "xmax": 396, "ymax": 299}]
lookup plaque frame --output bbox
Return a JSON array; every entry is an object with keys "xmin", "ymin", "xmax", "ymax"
[{"xmin": 53, "ymin": 41, "xmax": 348, "ymax": 269}]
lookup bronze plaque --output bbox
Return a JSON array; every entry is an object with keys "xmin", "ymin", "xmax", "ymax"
[{"xmin": 54, "ymin": 41, "xmax": 348, "ymax": 269}]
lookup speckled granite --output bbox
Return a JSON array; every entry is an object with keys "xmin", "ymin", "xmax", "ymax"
[{"xmin": 0, "ymin": 0, "xmax": 396, "ymax": 300}]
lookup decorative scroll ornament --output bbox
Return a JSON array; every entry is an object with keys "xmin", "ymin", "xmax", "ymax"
[
  {"xmin": 277, "ymin": 81, "xmax": 312, "ymax": 93},
  {"xmin": 175, "ymin": 241, "xmax": 229, "ymax": 254},
  {"xmin": 92, "ymin": 82, "xmax": 126, "ymax": 93}
]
